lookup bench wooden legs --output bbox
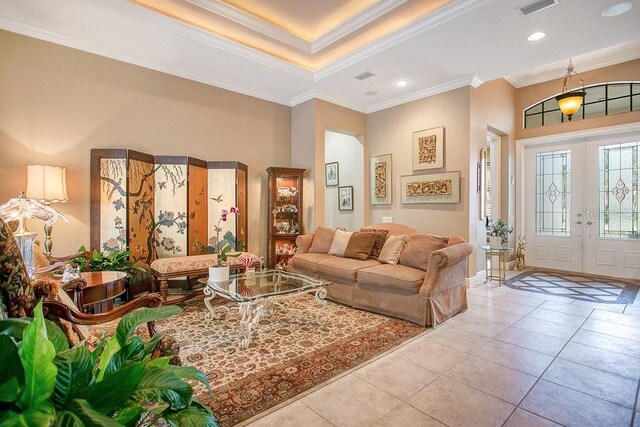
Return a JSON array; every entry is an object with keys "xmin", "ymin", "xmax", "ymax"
[{"xmin": 159, "ymin": 278, "xmax": 169, "ymax": 302}]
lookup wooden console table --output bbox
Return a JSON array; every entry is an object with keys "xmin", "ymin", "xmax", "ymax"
[{"xmin": 78, "ymin": 271, "xmax": 127, "ymax": 313}]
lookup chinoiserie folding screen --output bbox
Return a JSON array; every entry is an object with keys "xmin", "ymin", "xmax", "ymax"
[{"xmin": 90, "ymin": 149, "xmax": 247, "ymax": 264}]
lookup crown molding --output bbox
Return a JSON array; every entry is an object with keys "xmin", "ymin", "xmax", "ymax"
[
  {"xmin": 470, "ymin": 76, "xmax": 484, "ymax": 88},
  {"xmin": 505, "ymin": 45, "xmax": 640, "ymax": 88},
  {"xmin": 0, "ymin": 15, "xmax": 292, "ymax": 106},
  {"xmin": 290, "ymin": 90, "xmax": 367, "ymax": 113},
  {"xmin": 366, "ymin": 75, "xmax": 477, "ymax": 113},
  {"xmin": 311, "ymin": 0, "xmax": 407, "ymax": 53},
  {"xmin": 313, "ymin": 0, "xmax": 492, "ymax": 81},
  {"xmin": 94, "ymin": 0, "xmax": 314, "ymax": 81},
  {"xmin": 184, "ymin": 0, "xmax": 312, "ymax": 52}
]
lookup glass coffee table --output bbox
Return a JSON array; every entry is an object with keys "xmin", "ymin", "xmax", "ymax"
[{"xmin": 199, "ymin": 270, "xmax": 331, "ymax": 349}]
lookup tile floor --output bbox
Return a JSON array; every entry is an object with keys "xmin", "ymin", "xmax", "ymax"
[{"xmin": 247, "ymin": 276, "xmax": 640, "ymax": 427}]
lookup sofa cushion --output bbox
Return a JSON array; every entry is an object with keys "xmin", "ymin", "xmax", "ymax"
[
  {"xmin": 378, "ymin": 234, "xmax": 407, "ymax": 265},
  {"xmin": 288, "ymin": 253, "xmax": 335, "ymax": 274},
  {"xmin": 359, "ymin": 228, "xmax": 389, "ymax": 259},
  {"xmin": 328, "ymin": 230, "xmax": 352, "ymax": 256},
  {"xmin": 399, "ymin": 234, "xmax": 448, "ymax": 271},
  {"xmin": 308, "ymin": 227, "xmax": 337, "ymax": 253},
  {"xmin": 343, "ymin": 232, "xmax": 376, "ymax": 260},
  {"xmin": 357, "ymin": 264, "xmax": 426, "ymax": 294},
  {"xmin": 317, "ymin": 257, "xmax": 380, "ymax": 282}
]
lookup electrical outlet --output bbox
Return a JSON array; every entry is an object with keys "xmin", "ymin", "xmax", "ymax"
[{"xmin": 381, "ymin": 216, "xmax": 393, "ymax": 223}]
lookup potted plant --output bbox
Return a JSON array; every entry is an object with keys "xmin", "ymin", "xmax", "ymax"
[
  {"xmin": 208, "ymin": 207, "xmax": 240, "ymax": 282},
  {"xmin": 0, "ymin": 300, "xmax": 217, "ymax": 426},
  {"xmin": 486, "ymin": 218, "xmax": 513, "ymax": 247}
]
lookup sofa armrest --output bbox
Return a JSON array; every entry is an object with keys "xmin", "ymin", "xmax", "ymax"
[
  {"xmin": 419, "ymin": 242, "xmax": 473, "ymax": 297},
  {"xmin": 295, "ymin": 234, "xmax": 314, "ymax": 254}
]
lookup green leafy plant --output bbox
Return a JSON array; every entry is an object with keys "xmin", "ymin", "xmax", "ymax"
[
  {"xmin": 486, "ymin": 218, "xmax": 513, "ymax": 245},
  {"xmin": 0, "ymin": 300, "xmax": 216, "ymax": 426},
  {"xmin": 74, "ymin": 246, "xmax": 145, "ymax": 276}
]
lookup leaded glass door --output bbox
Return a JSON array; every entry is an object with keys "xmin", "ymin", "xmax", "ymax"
[
  {"xmin": 524, "ymin": 141, "xmax": 584, "ymax": 272},
  {"xmin": 584, "ymin": 136, "xmax": 640, "ymax": 279}
]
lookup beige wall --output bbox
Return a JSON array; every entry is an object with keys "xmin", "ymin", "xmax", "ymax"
[
  {"xmin": 366, "ymin": 87, "xmax": 471, "ymax": 254},
  {"xmin": 291, "ymin": 99, "xmax": 366, "ymax": 233},
  {"xmin": 0, "ymin": 30, "xmax": 291, "ymax": 256},
  {"xmin": 516, "ymin": 59, "xmax": 640, "ymax": 140},
  {"xmin": 470, "ymin": 78, "xmax": 517, "ymax": 273}
]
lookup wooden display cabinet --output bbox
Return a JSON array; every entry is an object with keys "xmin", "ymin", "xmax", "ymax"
[{"xmin": 267, "ymin": 167, "xmax": 306, "ymax": 269}]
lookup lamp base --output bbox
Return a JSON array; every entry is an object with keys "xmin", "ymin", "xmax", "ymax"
[
  {"xmin": 13, "ymin": 232, "xmax": 38, "ymax": 279},
  {"xmin": 44, "ymin": 223, "xmax": 53, "ymax": 256}
]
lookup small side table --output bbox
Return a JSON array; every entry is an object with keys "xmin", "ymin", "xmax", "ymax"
[
  {"xmin": 79, "ymin": 271, "xmax": 127, "ymax": 313},
  {"xmin": 479, "ymin": 246, "xmax": 511, "ymax": 285}
]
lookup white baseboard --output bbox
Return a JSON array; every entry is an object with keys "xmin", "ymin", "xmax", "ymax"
[{"xmin": 465, "ymin": 270, "xmax": 487, "ymax": 287}]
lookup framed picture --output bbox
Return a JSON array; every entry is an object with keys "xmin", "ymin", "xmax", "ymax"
[
  {"xmin": 412, "ymin": 126, "xmax": 444, "ymax": 171},
  {"xmin": 370, "ymin": 154, "xmax": 391, "ymax": 205},
  {"xmin": 325, "ymin": 162, "xmax": 339, "ymax": 186},
  {"xmin": 338, "ymin": 186, "xmax": 353, "ymax": 211},
  {"xmin": 401, "ymin": 171, "xmax": 460, "ymax": 204}
]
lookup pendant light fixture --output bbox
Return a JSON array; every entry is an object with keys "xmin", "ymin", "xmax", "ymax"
[{"xmin": 555, "ymin": 59, "xmax": 586, "ymax": 121}]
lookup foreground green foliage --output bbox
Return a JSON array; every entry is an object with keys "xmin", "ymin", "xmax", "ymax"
[{"xmin": 0, "ymin": 301, "xmax": 216, "ymax": 426}]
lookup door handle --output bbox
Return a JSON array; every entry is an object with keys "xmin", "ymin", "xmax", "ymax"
[
  {"xmin": 576, "ymin": 221, "xmax": 582, "ymax": 225},
  {"xmin": 586, "ymin": 221, "xmax": 593, "ymax": 225}
]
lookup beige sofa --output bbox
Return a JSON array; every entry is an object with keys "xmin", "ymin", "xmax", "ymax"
[{"xmin": 287, "ymin": 223, "xmax": 472, "ymax": 326}]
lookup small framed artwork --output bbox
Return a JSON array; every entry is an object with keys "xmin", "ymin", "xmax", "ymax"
[
  {"xmin": 338, "ymin": 186, "xmax": 353, "ymax": 211},
  {"xmin": 401, "ymin": 171, "xmax": 460, "ymax": 204},
  {"xmin": 325, "ymin": 162, "xmax": 339, "ymax": 186},
  {"xmin": 370, "ymin": 154, "xmax": 391, "ymax": 205},
  {"xmin": 412, "ymin": 126, "xmax": 444, "ymax": 171}
]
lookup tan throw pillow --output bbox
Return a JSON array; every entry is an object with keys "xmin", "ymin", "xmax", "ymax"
[
  {"xmin": 308, "ymin": 227, "xmax": 337, "ymax": 253},
  {"xmin": 378, "ymin": 234, "xmax": 407, "ymax": 265},
  {"xmin": 398, "ymin": 233, "xmax": 448, "ymax": 271},
  {"xmin": 343, "ymin": 232, "xmax": 376, "ymax": 261},
  {"xmin": 328, "ymin": 230, "xmax": 353, "ymax": 256},
  {"xmin": 359, "ymin": 228, "xmax": 389, "ymax": 259}
]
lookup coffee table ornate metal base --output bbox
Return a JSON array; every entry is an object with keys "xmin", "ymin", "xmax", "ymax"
[{"xmin": 200, "ymin": 270, "xmax": 330, "ymax": 349}]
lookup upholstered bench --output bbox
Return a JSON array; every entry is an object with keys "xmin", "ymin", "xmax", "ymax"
[{"xmin": 150, "ymin": 253, "xmax": 259, "ymax": 302}]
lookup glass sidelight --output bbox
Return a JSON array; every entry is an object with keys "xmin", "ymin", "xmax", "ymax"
[{"xmin": 535, "ymin": 150, "xmax": 571, "ymax": 236}]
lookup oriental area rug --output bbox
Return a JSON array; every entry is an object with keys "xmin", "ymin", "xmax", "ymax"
[
  {"xmin": 155, "ymin": 295, "xmax": 425, "ymax": 426},
  {"xmin": 505, "ymin": 270, "xmax": 639, "ymax": 304}
]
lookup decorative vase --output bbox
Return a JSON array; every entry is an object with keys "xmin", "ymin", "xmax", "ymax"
[
  {"xmin": 209, "ymin": 265, "xmax": 230, "ymax": 283},
  {"xmin": 488, "ymin": 236, "xmax": 502, "ymax": 248}
]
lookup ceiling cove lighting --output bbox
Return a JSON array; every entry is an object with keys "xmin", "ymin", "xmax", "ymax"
[
  {"xmin": 395, "ymin": 80, "xmax": 409, "ymax": 87},
  {"xmin": 555, "ymin": 59, "xmax": 586, "ymax": 121},
  {"xmin": 527, "ymin": 32, "xmax": 546, "ymax": 41},
  {"xmin": 601, "ymin": 2, "xmax": 633, "ymax": 17}
]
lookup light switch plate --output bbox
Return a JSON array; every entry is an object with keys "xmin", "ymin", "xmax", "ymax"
[{"xmin": 381, "ymin": 216, "xmax": 393, "ymax": 223}]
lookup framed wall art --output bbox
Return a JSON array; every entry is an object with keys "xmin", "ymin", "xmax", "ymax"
[
  {"xmin": 325, "ymin": 162, "xmax": 339, "ymax": 186},
  {"xmin": 401, "ymin": 171, "xmax": 460, "ymax": 204},
  {"xmin": 370, "ymin": 154, "xmax": 392, "ymax": 205},
  {"xmin": 338, "ymin": 186, "xmax": 353, "ymax": 211},
  {"xmin": 412, "ymin": 126, "xmax": 444, "ymax": 171}
]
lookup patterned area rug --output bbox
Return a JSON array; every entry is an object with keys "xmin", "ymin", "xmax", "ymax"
[
  {"xmin": 505, "ymin": 270, "xmax": 639, "ymax": 304},
  {"xmin": 155, "ymin": 295, "xmax": 425, "ymax": 426}
]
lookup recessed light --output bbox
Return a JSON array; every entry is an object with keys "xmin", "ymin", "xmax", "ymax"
[
  {"xmin": 364, "ymin": 91, "xmax": 378, "ymax": 96},
  {"xmin": 527, "ymin": 32, "xmax": 546, "ymax": 41},
  {"xmin": 395, "ymin": 80, "xmax": 409, "ymax": 87},
  {"xmin": 602, "ymin": 1, "xmax": 632, "ymax": 16}
]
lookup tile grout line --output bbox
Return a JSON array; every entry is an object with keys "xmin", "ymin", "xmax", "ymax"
[{"xmin": 631, "ymin": 377, "xmax": 640, "ymax": 427}]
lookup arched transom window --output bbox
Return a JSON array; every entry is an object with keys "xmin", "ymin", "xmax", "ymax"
[{"xmin": 524, "ymin": 82, "xmax": 640, "ymax": 129}]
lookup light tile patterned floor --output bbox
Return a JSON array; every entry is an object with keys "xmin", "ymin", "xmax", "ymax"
[{"xmin": 247, "ymin": 274, "xmax": 640, "ymax": 427}]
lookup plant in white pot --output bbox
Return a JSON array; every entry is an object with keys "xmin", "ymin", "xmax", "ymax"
[
  {"xmin": 209, "ymin": 207, "xmax": 241, "ymax": 282},
  {"xmin": 486, "ymin": 218, "xmax": 513, "ymax": 248}
]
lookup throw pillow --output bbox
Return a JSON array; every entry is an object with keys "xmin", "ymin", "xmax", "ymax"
[
  {"xmin": 328, "ymin": 230, "xmax": 353, "ymax": 256},
  {"xmin": 343, "ymin": 232, "xmax": 376, "ymax": 260},
  {"xmin": 308, "ymin": 227, "xmax": 337, "ymax": 253},
  {"xmin": 398, "ymin": 233, "xmax": 449, "ymax": 271},
  {"xmin": 359, "ymin": 228, "xmax": 389, "ymax": 259},
  {"xmin": 377, "ymin": 234, "xmax": 407, "ymax": 265}
]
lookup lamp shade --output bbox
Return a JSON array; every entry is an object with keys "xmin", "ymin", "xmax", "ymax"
[
  {"xmin": 555, "ymin": 91, "xmax": 586, "ymax": 121},
  {"xmin": 25, "ymin": 165, "xmax": 68, "ymax": 203}
]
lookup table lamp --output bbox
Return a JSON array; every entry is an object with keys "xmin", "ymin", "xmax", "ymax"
[
  {"xmin": 25, "ymin": 165, "xmax": 69, "ymax": 255},
  {"xmin": 0, "ymin": 192, "xmax": 68, "ymax": 278}
]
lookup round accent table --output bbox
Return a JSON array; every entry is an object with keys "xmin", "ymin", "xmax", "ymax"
[{"xmin": 80, "ymin": 271, "xmax": 127, "ymax": 313}]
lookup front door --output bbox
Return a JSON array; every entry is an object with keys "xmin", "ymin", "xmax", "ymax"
[
  {"xmin": 524, "ymin": 141, "xmax": 585, "ymax": 273},
  {"xmin": 524, "ymin": 134, "xmax": 640, "ymax": 280}
]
